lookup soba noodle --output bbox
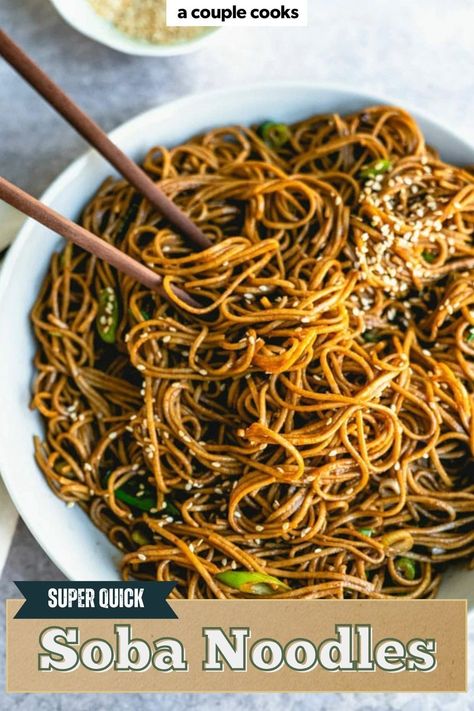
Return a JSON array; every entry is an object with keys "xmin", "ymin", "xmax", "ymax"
[{"xmin": 31, "ymin": 106, "xmax": 474, "ymax": 599}]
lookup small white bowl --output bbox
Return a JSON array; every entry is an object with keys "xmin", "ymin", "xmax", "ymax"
[
  {"xmin": 0, "ymin": 83, "xmax": 473, "ymax": 608},
  {"xmin": 48, "ymin": 0, "xmax": 220, "ymax": 56}
]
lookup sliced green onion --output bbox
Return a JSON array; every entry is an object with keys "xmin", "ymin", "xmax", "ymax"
[
  {"xmin": 96, "ymin": 287, "xmax": 118, "ymax": 344},
  {"xmin": 115, "ymin": 488, "xmax": 181, "ymax": 519},
  {"xmin": 216, "ymin": 570, "xmax": 290, "ymax": 595},
  {"xmin": 360, "ymin": 159, "xmax": 392, "ymax": 179},
  {"xmin": 396, "ymin": 556, "xmax": 417, "ymax": 580},
  {"xmin": 140, "ymin": 309, "xmax": 151, "ymax": 321},
  {"xmin": 163, "ymin": 500, "xmax": 181, "ymax": 519},
  {"xmin": 422, "ymin": 250, "xmax": 436, "ymax": 263},
  {"xmin": 258, "ymin": 121, "xmax": 291, "ymax": 149},
  {"xmin": 362, "ymin": 330, "xmax": 379, "ymax": 343},
  {"xmin": 465, "ymin": 327, "xmax": 474, "ymax": 343},
  {"xmin": 216, "ymin": 571, "xmax": 289, "ymax": 595},
  {"xmin": 131, "ymin": 530, "xmax": 151, "ymax": 546},
  {"xmin": 115, "ymin": 489, "xmax": 155, "ymax": 512},
  {"xmin": 116, "ymin": 194, "xmax": 141, "ymax": 242},
  {"xmin": 359, "ymin": 527, "xmax": 374, "ymax": 537}
]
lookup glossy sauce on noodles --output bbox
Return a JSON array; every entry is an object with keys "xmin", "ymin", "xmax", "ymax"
[{"xmin": 32, "ymin": 106, "xmax": 474, "ymax": 599}]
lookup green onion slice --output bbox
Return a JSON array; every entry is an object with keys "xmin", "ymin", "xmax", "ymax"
[
  {"xmin": 97, "ymin": 287, "xmax": 118, "ymax": 344},
  {"xmin": 131, "ymin": 530, "xmax": 151, "ymax": 546},
  {"xmin": 258, "ymin": 121, "xmax": 291, "ymax": 149},
  {"xmin": 465, "ymin": 327, "xmax": 474, "ymax": 343},
  {"xmin": 115, "ymin": 489, "xmax": 155, "ymax": 512},
  {"xmin": 362, "ymin": 330, "xmax": 379, "ymax": 343},
  {"xmin": 359, "ymin": 527, "xmax": 374, "ymax": 537},
  {"xmin": 115, "ymin": 487, "xmax": 181, "ymax": 519},
  {"xmin": 396, "ymin": 556, "xmax": 417, "ymax": 580},
  {"xmin": 360, "ymin": 159, "xmax": 392, "ymax": 179},
  {"xmin": 422, "ymin": 250, "xmax": 437, "ymax": 263},
  {"xmin": 216, "ymin": 570, "xmax": 290, "ymax": 595},
  {"xmin": 163, "ymin": 500, "xmax": 181, "ymax": 519}
]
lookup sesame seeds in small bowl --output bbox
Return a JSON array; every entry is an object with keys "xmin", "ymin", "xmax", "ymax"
[{"xmin": 48, "ymin": 0, "xmax": 221, "ymax": 57}]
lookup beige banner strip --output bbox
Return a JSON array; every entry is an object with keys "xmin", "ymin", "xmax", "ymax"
[{"xmin": 6, "ymin": 599, "xmax": 467, "ymax": 693}]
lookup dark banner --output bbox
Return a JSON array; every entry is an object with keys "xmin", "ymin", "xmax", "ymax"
[{"xmin": 14, "ymin": 581, "xmax": 177, "ymax": 619}]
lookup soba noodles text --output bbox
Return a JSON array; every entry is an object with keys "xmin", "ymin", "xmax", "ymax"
[{"xmin": 38, "ymin": 624, "xmax": 437, "ymax": 673}]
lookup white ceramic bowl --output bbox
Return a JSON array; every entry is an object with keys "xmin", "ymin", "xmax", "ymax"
[
  {"xmin": 0, "ymin": 83, "xmax": 473, "ymax": 606},
  {"xmin": 48, "ymin": 0, "xmax": 220, "ymax": 56}
]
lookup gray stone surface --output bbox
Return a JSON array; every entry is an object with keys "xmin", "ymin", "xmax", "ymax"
[{"xmin": 0, "ymin": 0, "xmax": 473, "ymax": 708}]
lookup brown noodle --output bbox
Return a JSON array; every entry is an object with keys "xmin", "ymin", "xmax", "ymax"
[{"xmin": 31, "ymin": 105, "xmax": 474, "ymax": 599}]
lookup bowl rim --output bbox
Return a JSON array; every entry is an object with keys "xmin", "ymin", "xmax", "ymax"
[
  {"xmin": 47, "ymin": 0, "xmax": 222, "ymax": 56},
  {"xmin": 0, "ymin": 81, "xmax": 473, "ymax": 604}
]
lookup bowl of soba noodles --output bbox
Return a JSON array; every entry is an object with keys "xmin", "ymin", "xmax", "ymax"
[{"xmin": 0, "ymin": 84, "xmax": 473, "ymax": 606}]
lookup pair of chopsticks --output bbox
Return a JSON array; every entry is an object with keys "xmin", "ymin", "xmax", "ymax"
[{"xmin": 0, "ymin": 29, "xmax": 209, "ymax": 309}]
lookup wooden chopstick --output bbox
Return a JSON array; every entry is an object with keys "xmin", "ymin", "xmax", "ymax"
[
  {"xmin": 0, "ymin": 28, "xmax": 212, "ymax": 252},
  {"xmin": 0, "ymin": 176, "xmax": 201, "ymax": 310}
]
